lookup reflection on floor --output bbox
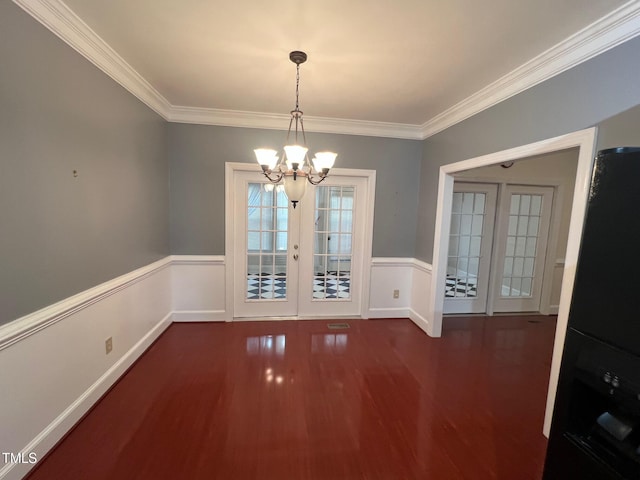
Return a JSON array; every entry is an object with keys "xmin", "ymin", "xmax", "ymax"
[
  {"xmin": 25, "ymin": 315, "xmax": 556, "ymax": 480},
  {"xmin": 247, "ymin": 272, "xmax": 351, "ymax": 299}
]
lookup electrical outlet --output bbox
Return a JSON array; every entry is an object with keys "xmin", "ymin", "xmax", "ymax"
[
  {"xmin": 105, "ymin": 337, "xmax": 113, "ymax": 355},
  {"xmin": 393, "ymin": 289, "xmax": 400, "ymax": 299}
]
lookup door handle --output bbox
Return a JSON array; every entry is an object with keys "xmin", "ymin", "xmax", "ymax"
[{"xmin": 293, "ymin": 253, "xmax": 299, "ymax": 261}]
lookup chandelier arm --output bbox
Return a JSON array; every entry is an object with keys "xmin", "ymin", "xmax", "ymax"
[
  {"xmin": 306, "ymin": 173, "xmax": 329, "ymax": 186},
  {"xmin": 262, "ymin": 171, "xmax": 285, "ymax": 183},
  {"xmin": 285, "ymin": 114, "xmax": 295, "ymax": 144},
  {"xmin": 299, "ymin": 116, "xmax": 308, "ymax": 151},
  {"xmin": 304, "ymin": 153, "xmax": 314, "ymax": 175}
]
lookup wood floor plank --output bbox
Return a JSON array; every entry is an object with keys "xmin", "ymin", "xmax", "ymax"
[{"xmin": 25, "ymin": 316, "xmax": 556, "ymax": 480}]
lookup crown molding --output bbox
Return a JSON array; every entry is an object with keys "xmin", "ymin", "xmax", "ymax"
[
  {"xmin": 12, "ymin": 0, "xmax": 422, "ymax": 139},
  {"xmin": 168, "ymin": 105, "xmax": 424, "ymax": 139},
  {"xmin": 420, "ymin": 0, "xmax": 640, "ymax": 138},
  {"xmin": 13, "ymin": 0, "xmax": 172, "ymax": 119},
  {"xmin": 13, "ymin": 0, "xmax": 640, "ymax": 140}
]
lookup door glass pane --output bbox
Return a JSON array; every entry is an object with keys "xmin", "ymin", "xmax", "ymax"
[
  {"xmin": 449, "ymin": 235, "xmax": 459, "ymax": 256},
  {"xmin": 500, "ymin": 193, "xmax": 543, "ymax": 298},
  {"xmin": 446, "ymin": 192, "xmax": 486, "ymax": 298},
  {"xmin": 523, "ymin": 257, "xmax": 535, "ymax": 277},
  {"xmin": 461, "ymin": 215, "xmax": 473, "ymax": 235},
  {"xmin": 337, "ymin": 234, "xmax": 352, "ymax": 254},
  {"xmin": 510, "ymin": 195, "xmax": 520, "ymax": 214},
  {"xmin": 462, "ymin": 193, "xmax": 474, "ymax": 213},
  {"xmin": 447, "ymin": 256, "xmax": 458, "ymax": 275},
  {"xmin": 246, "ymin": 183, "xmax": 288, "ymax": 300},
  {"xmin": 467, "ymin": 257, "xmax": 479, "ymax": 277},
  {"xmin": 469, "ymin": 236, "xmax": 481, "ymax": 257},
  {"xmin": 452, "ymin": 192, "xmax": 463, "ymax": 213},
  {"xmin": 313, "ymin": 186, "xmax": 354, "ymax": 300},
  {"xmin": 471, "ymin": 216, "xmax": 483, "ymax": 235},
  {"xmin": 503, "ymin": 257, "xmax": 513, "ymax": 277},
  {"xmin": 530, "ymin": 196, "xmax": 542, "ymax": 215},
  {"xmin": 473, "ymin": 194, "xmax": 485, "ymax": 214},
  {"xmin": 340, "ymin": 210, "xmax": 353, "ymax": 232},
  {"xmin": 450, "ymin": 214, "xmax": 461, "ymax": 235}
]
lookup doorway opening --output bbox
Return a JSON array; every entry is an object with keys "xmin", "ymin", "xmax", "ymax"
[
  {"xmin": 427, "ymin": 127, "xmax": 597, "ymax": 436},
  {"xmin": 444, "ymin": 149, "xmax": 579, "ymax": 316}
]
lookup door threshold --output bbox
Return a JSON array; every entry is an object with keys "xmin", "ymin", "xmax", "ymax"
[
  {"xmin": 444, "ymin": 311, "xmax": 551, "ymax": 318},
  {"xmin": 232, "ymin": 315, "xmax": 363, "ymax": 322}
]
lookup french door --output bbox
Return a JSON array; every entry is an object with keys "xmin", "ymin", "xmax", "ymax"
[
  {"xmin": 232, "ymin": 169, "xmax": 371, "ymax": 318},
  {"xmin": 443, "ymin": 183, "xmax": 498, "ymax": 314},
  {"xmin": 491, "ymin": 185, "xmax": 553, "ymax": 312},
  {"xmin": 444, "ymin": 182, "xmax": 554, "ymax": 314}
]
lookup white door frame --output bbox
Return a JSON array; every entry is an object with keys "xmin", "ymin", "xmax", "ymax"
[
  {"xmin": 427, "ymin": 127, "xmax": 597, "ymax": 437},
  {"xmin": 225, "ymin": 162, "xmax": 376, "ymax": 320}
]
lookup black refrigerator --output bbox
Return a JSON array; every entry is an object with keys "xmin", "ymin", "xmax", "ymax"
[{"xmin": 543, "ymin": 147, "xmax": 640, "ymax": 479}]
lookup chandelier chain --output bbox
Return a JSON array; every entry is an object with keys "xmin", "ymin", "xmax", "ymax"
[{"xmin": 295, "ymin": 62, "xmax": 300, "ymax": 112}]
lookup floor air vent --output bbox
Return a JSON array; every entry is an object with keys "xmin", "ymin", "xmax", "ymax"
[{"xmin": 327, "ymin": 323, "xmax": 350, "ymax": 330}]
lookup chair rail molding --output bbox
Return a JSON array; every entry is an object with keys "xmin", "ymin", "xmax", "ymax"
[{"xmin": 0, "ymin": 257, "xmax": 172, "ymax": 351}]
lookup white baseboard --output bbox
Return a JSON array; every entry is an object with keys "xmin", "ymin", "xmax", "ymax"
[
  {"xmin": 549, "ymin": 305, "xmax": 560, "ymax": 315},
  {"xmin": 408, "ymin": 308, "xmax": 430, "ymax": 335},
  {"xmin": 367, "ymin": 307, "xmax": 411, "ymax": 319},
  {"xmin": 171, "ymin": 310, "xmax": 227, "ymax": 322}
]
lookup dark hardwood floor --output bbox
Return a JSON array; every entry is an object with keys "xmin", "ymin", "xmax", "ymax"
[{"xmin": 26, "ymin": 316, "xmax": 556, "ymax": 479}]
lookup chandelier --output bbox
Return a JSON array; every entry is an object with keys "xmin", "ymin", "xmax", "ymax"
[{"xmin": 254, "ymin": 51, "xmax": 337, "ymax": 208}]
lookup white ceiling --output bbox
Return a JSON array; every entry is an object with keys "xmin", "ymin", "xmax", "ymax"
[{"xmin": 16, "ymin": 0, "xmax": 640, "ymax": 138}]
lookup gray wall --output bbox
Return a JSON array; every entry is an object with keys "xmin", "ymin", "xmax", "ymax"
[
  {"xmin": 168, "ymin": 123, "xmax": 422, "ymax": 257},
  {"xmin": 415, "ymin": 35, "xmax": 640, "ymax": 263},
  {"xmin": 0, "ymin": 2, "xmax": 169, "ymax": 325},
  {"xmin": 596, "ymin": 104, "xmax": 640, "ymax": 151}
]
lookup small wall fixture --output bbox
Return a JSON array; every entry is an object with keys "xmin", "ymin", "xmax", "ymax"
[
  {"xmin": 500, "ymin": 161, "xmax": 515, "ymax": 168},
  {"xmin": 254, "ymin": 51, "xmax": 337, "ymax": 208}
]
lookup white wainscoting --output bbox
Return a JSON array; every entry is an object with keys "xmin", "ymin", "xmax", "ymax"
[
  {"xmin": 367, "ymin": 258, "xmax": 413, "ymax": 318},
  {"xmin": 548, "ymin": 258, "xmax": 565, "ymax": 315},
  {"xmin": 367, "ymin": 258, "xmax": 433, "ymax": 334},
  {"xmin": 0, "ymin": 258, "xmax": 173, "ymax": 480},
  {"xmin": 170, "ymin": 255, "xmax": 227, "ymax": 322},
  {"xmin": 168, "ymin": 255, "xmax": 433, "ymax": 323},
  {"xmin": 409, "ymin": 259, "xmax": 433, "ymax": 335}
]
